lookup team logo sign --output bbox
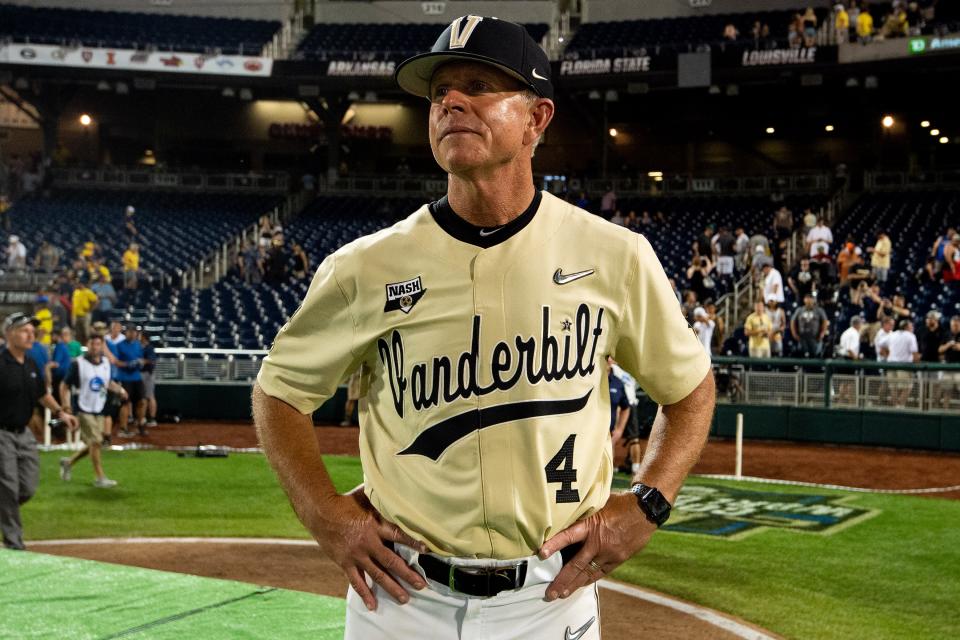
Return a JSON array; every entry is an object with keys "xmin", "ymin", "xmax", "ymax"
[
  {"xmin": 384, "ymin": 276, "xmax": 426, "ymax": 314},
  {"xmin": 614, "ymin": 479, "xmax": 879, "ymax": 539}
]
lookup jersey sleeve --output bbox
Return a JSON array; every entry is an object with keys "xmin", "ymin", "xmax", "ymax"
[
  {"xmin": 257, "ymin": 252, "xmax": 361, "ymax": 414},
  {"xmin": 614, "ymin": 235, "xmax": 712, "ymax": 406}
]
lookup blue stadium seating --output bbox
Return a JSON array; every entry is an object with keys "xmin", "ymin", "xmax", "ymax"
[
  {"xmin": 295, "ymin": 22, "xmax": 549, "ymax": 61},
  {"xmin": 4, "ymin": 189, "xmax": 280, "ymax": 282},
  {"xmin": 0, "ymin": 3, "xmax": 280, "ymax": 55}
]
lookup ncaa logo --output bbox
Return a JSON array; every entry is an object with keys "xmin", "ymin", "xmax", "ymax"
[
  {"xmin": 449, "ymin": 15, "xmax": 483, "ymax": 49},
  {"xmin": 89, "ymin": 376, "xmax": 105, "ymax": 392}
]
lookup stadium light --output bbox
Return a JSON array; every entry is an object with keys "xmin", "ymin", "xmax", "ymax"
[
  {"xmin": 882, "ymin": 116, "xmax": 895, "ymax": 128},
  {"xmin": 609, "ymin": 128, "xmax": 618, "ymax": 137},
  {"xmin": 79, "ymin": 114, "xmax": 92, "ymax": 127},
  {"xmin": 921, "ymin": 120, "xmax": 931, "ymax": 128},
  {"xmin": 825, "ymin": 125, "xmax": 835, "ymax": 132},
  {"xmin": 653, "ymin": 176, "xmax": 663, "ymax": 182},
  {"xmin": 930, "ymin": 129, "xmax": 940, "ymax": 136},
  {"xmin": 765, "ymin": 127, "xmax": 775, "ymax": 134},
  {"xmin": 558, "ymin": 36, "xmax": 564, "ymax": 43},
  {"xmin": 940, "ymin": 136, "xmax": 949, "ymax": 144},
  {"xmin": 647, "ymin": 171, "xmax": 663, "ymax": 178}
]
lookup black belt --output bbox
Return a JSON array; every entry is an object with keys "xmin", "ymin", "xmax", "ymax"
[{"xmin": 415, "ymin": 543, "xmax": 582, "ymax": 598}]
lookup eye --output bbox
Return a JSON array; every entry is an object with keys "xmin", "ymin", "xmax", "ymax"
[
  {"xmin": 430, "ymin": 86, "xmax": 448, "ymax": 102},
  {"xmin": 469, "ymin": 80, "xmax": 490, "ymax": 93}
]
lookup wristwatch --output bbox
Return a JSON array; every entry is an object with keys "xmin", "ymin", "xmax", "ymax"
[{"xmin": 630, "ymin": 483, "xmax": 672, "ymax": 527}]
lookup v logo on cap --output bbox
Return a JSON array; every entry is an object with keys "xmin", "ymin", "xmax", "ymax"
[{"xmin": 449, "ymin": 15, "xmax": 483, "ymax": 49}]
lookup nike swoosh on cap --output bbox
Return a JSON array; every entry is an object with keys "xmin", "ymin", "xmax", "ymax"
[
  {"xmin": 553, "ymin": 268, "xmax": 595, "ymax": 285},
  {"xmin": 565, "ymin": 616, "xmax": 596, "ymax": 640},
  {"xmin": 532, "ymin": 67, "xmax": 548, "ymax": 80}
]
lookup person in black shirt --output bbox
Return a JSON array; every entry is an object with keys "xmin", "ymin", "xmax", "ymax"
[
  {"xmin": 788, "ymin": 257, "xmax": 816, "ymax": 301},
  {"xmin": 918, "ymin": 311, "xmax": 944, "ymax": 363},
  {"xmin": 0, "ymin": 313, "xmax": 77, "ymax": 549},
  {"xmin": 937, "ymin": 315, "xmax": 960, "ymax": 409}
]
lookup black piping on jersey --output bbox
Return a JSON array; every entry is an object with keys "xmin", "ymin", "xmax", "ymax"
[
  {"xmin": 398, "ymin": 390, "xmax": 593, "ymax": 461},
  {"xmin": 429, "ymin": 189, "xmax": 542, "ymax": 248}
]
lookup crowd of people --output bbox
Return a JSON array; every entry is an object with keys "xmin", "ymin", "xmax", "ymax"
[{"xmin": 233, "ymin": 215, "xmax": 310, "ymax": 286}]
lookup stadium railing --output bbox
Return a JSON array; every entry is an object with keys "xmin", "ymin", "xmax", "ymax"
[
  {"xmin": 52, "ymin": 168, "xmax": 290, "ymax": 194},
  {"xmin": 864, "ymin": 170, "xmax": 960, "ymax": 191},
  {"xmin": 712, "ymin": 355, "xmax": 960, "ymax": 414}
]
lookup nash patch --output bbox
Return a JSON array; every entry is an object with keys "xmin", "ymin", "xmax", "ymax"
[
  {"xmin": 384, "ymin": 276, "xmax": 426, "ymax": 314},
  {"xmin": 613, "ymin": 479, "xmax": 880, "ymax": 539}
]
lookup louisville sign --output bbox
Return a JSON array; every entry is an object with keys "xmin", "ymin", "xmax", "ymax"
[{"xmin": 0, "ymin": 43, "xmax": 273, "ymax": 77}]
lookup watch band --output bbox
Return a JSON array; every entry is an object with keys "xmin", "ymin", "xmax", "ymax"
[{"xmin": 630, "ymin": 482, "xmax": 672, "ymax": 527}]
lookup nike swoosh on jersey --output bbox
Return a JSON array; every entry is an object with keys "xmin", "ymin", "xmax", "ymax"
[
  {"xmin": 398, "ymin": 390, "xmax": 593, "ymax": 460},
  {"xmin": 553, "ymin": 268, "xmax": 595, "ymax": 285},
  {"xmin": 565, "ymin": 616, "xmax": 596, "ymax": 640},
  {"xmin": 532, "ymin": 67, "xmax": 548, "ymax": 81},
  {"xmin": 479, "ymin": 226, "xmax": 504, "ymax": 237}
]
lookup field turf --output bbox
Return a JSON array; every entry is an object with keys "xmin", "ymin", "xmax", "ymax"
[{"xmin": 24, "ymin": 450, "xmax": 960, "ymax": 640}]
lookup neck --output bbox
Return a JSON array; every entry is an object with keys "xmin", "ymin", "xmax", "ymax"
[
  {"xmin": 446, "ymin": 165, "xmax": 536, "ymax": 227},
  {"xmin": 6, "ymin": 345, "xmax": 26, "ymax": 362}
]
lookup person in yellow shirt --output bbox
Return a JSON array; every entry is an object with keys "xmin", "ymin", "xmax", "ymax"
[
  {"xmin": 835, "ymin": 4, "xmax": 850, "ymax": 44},
  {"xmin": 856, "ymin": 8, "xmax": 874, "ymax": 42},
  {"xmin": 868, "ymin": 231, "xmax": 892, "ymax": 284},
  {"xmin": 744, "ymin": 300, "xmax": 773, "ymax": 358},
  {"xmin": 34, "ymin": 296, "xmax": 54, "ymax": 346},
  {"xmin": 71, "ymin": 280, "xmax": 98, "ymax": 343},
  {"xmin": 122, "ymin": 243, "xmax": 140, "ymax": 290},
  {"xmin": 81, "ymin": 240, "xmax": 97, "ymax": 260}
]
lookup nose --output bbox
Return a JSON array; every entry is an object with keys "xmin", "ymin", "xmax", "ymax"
[{"xmin": 439, "ymin": 88, "xmax": 468, "ymax": 113}]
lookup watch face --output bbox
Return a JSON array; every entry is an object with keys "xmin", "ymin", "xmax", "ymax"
[{"xmin": 633, "ymin": 484, "xmax": 671, "ymax": 525}]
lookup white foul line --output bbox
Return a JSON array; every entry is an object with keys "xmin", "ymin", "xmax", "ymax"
[
  {"xmin": 28, "ymin": 536, "xmax": 778, "ymax": 639},
  {"xmin": 695, "ymin": 474, "xmax": 960, "ymax": 495}
]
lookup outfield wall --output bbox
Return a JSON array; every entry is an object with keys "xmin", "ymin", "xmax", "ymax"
[{"xmin": 157, "ymin": 383, "xmax": 960, "ymax": 452}]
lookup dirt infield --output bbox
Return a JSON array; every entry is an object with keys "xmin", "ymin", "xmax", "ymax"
[{"xmin": 39, "ymin": 419, "xmax": 960, "ymax": 638}]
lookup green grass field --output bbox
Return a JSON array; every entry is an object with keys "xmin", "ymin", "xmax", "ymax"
[{"xmin": 24, "ymin": 450, "xmax": 960, "ymax": 640}]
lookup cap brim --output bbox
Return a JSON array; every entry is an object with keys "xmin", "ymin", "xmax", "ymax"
[{"xmin": 395, "ymin": 51, "xmax": 539, "ymax": 99}]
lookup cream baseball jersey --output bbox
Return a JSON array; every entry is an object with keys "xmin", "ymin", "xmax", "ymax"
[{"xmin": 258, "ymin": 191, "xmax": 710, "ymax": 559}]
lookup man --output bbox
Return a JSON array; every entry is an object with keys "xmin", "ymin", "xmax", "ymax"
[
  {"xmin": 253, "ymin": 16, "xmax": 714, "ymax": 640},
  {"xmin": 838, "ymin": 316, "xmax": 864, "ymax": 360},
  {"xmin": 607, "ymin": 357, "xmax": 631, "ymax": 445},
  {"xmin": 609, "ymin": 357, "xmax": 642, "ymax": 477},
  {"xmin": 71, "ymin": 278, "xmax": 98, "ymax": 344},
  {"xmin": 115, "ymin": 325, "xmax": 147, "ymax": 436},
  {"xmin": 919, "ymin": 311, "xmax": 944, "ymax": 364},
  {"xmin": 868, "ymin": 231, "xmax": 892, "ymax": 284},
  {"xmin": 790, "ymin": 293, "xmax": 829, "ymax": 357},
  {"xmin": 122, "ymin": 243, "xmax": 140, "ymax": 290},
  {"xmin": 879, "ymin": 319, "xmax": 919, "ymax": 407},
  {"xmin": 761, "ymin": 263, "xmax": 784, "ymax": 305},
  {"xmin": 33, "ymin": 240, "xmax": 61, "ymax": 273},
  {"xmin": 714, "ymin": 226, "xmax": 736, "ymax": 277},
  {"xmin": 59, "ymin": 333, "xmax": 126, "ymax": 488},
  {"xmin": 0, "ymin": 313, "xmax": 77, "ymax": 549},
  {"xmin": 600, "ymin": 185, "xmax": 616, "ymax": 219},
  {"xmin": 805, "ymin": 218, "xmax": 833, "ymax": 258},
  {"xmin": 744, "ymin": 300, "xmax": 772, "ymax": 359},
  {"xmin": 140, "ymin": 332, "xmax": 158, "ymax": 428},
  {"xmin": 938, "ymin": 315, "xmax": 960, "ymax": 409},
  {"xmin": 788, "ymin": 257, "xmax": 816, "ymax": 300},
  {"xmin": 33, "ymin": 296, "xmax": 53, "ymax": 347},
  {"xmin": 692, "ymin": 307, "xmax": 715, "ymax": 356},
  {"xmin": 103, "ymin": 320, "xmax": 126, "ymax": 439},
  {"xmin": 90, "ymin": 272, "xmax": 118, "ymax": 323}
]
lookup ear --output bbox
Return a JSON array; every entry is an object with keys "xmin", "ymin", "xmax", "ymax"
[{"xmin": 524, "ymin": 98, "xmax": 554, "ymax": 146}]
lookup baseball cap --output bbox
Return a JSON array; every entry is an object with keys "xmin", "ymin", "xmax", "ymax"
[
  {"xmin": 395, "ymin": 15, "xmax": 554, "ymax": 100},
  {"xmin": 693, "ymin": 306, "xmax": 708, "ymax": 319},
  {"xmin": 2, "ymin": 312, "xmax": 39, "ymax": 333}
]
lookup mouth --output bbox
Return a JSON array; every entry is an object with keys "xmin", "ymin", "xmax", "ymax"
[{"xmin": 439, "ymin": 127, "xmax": 479, "ymax": 141}]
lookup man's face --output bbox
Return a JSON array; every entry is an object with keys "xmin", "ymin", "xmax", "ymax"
[
  {"xmin": 883, "ymin": 319, "xmax": 894, "ymax": 332},
  {"xmin": 804, "ymin": 296, "xmax": 815, "ymax": 308},
  {"xmin": 5, "ymin": 323, "xmax": 35, "ymax": 351},
  {"xmin": 755, "ymin": 302, "xmax": 765, "ymax": 314},
  {"xmin": 800, "ymin": 259, "xmax": 810, "ymax": 270},
  {"xmin": 951, "ymin": 319, "xmax": 960, "ymax": 334},
  {"xmin": 927, "ymin": 317, "xmax": 939, "ymax": 330},
  {"xmin": 428, "ymin": 62, "xmax": 548, "ymax": 176},
  {"xmin": 111, "ymin": 322, "xmax": 122, "ymax": 335},
  {"xmin": 87, "ymin": 337, "xmax": 103, "ymax": 359}
]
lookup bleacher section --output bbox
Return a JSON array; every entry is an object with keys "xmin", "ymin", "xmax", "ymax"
[
  {"xmin": 4, "ymin": 189, "xmax": 279, "ymax": 282},
  {"xmin": 0, "ymin": 3, "xmax": 280, "ymax": 55},
  {"xmin": 295, "ymin": 22, "xmax": 549, "ymax": 61}
]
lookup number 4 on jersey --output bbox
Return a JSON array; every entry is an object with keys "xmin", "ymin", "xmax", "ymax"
[{"xmin": 545, "ymin": 434, "xmax": 579, "ymax": 503}]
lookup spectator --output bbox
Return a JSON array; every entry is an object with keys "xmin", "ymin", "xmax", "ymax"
[
  {"xmin": 791, "ymin": 293, "xmax": 829, "ymax": 357},
  {"xmin": 606, "ymin": 357, "xmax": 631, "ymax": 446},
  {"xmin": 835, "ymin": 3, "xmax": 850, "ymax": 43},
  {"xmin": 140, "ymin": 332, "xmax": 158, "ymax": 428},
  {"xmin": 25, "ymin": 326, "xmax": 51, "ymax": 390},
  {"xmin": 788, "ymin": 18, "xmax": 802, "ymax": 48},
  {"xmin": 600, "ymin": 185, "xmax": 616, "ymax": 219},
  {"xmin": 242, "ymin": 241, "xmax": 262, "ymax": 285},
  {"xmin": 761, "ymin": 263, "xmax": 785, "ymax": 304},
  {"xmin": 115, "ymin": 325, "xmax": 147, "ymax": 436},
  {"xmin": 5, "ymin": 235, "xmax": 27, "ymax": 270},
  {"xmin": 801, "ymin": 207, "xmax": 818, "ymax": 234},
  {"xmin": 878, "ymin": 319, "xmax": 919, "ymax": 407},
  {"xmin": 33, "ymin": 240, "xmax": 61, "ymax": 273},
  {"xmin": 686, "ymin": 256, "xmax": 715, "ymax": 304},
  {"xmin": 87, "ymin": 257, "xmax": 110, "ymax": 284},
  {"xmin": 932, "ymin": 227, "xmax": 956, "ymax": 274},
  {"xmin": 773, "ymin": 206, "xmax": 794, "ymax": 242},
  {"xmin": 938, "ymin": 315, "xmax": 960, "ymax": 408},
  {"xmin": 609, "ymin": 358, "xmax": 643, "ymax": 475},
  {"xmin": 942, "ymin": 234, "xmax": 960, "ymax": 283},
  {"xmin": 574, "ymin": 191, "xmax": 589, "ymax": 211},
  {"xmin": 880, "ymin": 4, "xmax": 908, "ymax": 38},
  {"xmin": 263, "ymin": 235, "xmax": 289, "ymax": 286},
  {"xmin": 734, "ymin": 226, "xmax": 750, "ymax": 269},
  {"xmin": 839, "ymin": 316, "xmax": 864, "ymax": 359},
  {"xmin": 879, "ymin": 293, "xmax": 911, "ymax": 324},
  {"xmin": 681, "ymin": 290, "xmax": 699, "ymax": 322},
  {"xmin": 744, "ymin": 300, "xmax": 773, "ymax": 358},
  {"xmin": 0, "ymin": 194, "xmax": 9, "ymax": 231},
  {"xmin": 51, "ymin": 326, "xmax": 75, "ymax": 391},
  {"xmin": 292, "ymin": 243, "xmax": 310, "ymax": 279},
  {"xmin": 918, "ymin": 310, "xmax": 944, "ymax": 363},
  {"xmin": 723, "ymin": 23, "xmax": 739, "ymax": 41},
  {"xmin": 748, "ymin": 229, "xmax": 770, "ymax": 260},
  {"xmin": 714, "ymin": 226, "xmax": 736, "ymax": 277},
  {"xmin": 788, "ymin": 257, "xmax": 817, "ymax": 300},
  {"xmin": 692, "ymin": 307, "xmax": 715, "ymax": 356},
  {"xmin": 258, "ymin": 215, "xmax": 273, "ymax": 249},
  {"xmin": 70, "ymin": 279, "xmax": 97, "ymax": 343},
  {"xmin": 848, "ymin": 1, "xmax": 862, "ymax": 41},
  {"xmin": 918, "ymin": 256, "xmax": 939, "ymax": 284},
  {"xmin": 805, "ymin": 218, "xmax": 834, "ymax": 257},
  {"xmin": 638, "ymin": 210, "xmax": 652, "ymax": 230},
  {"xmin": 751, "ymin": 20, "xmax": 762, "ymax": 47},
  {"xmin": 766, "ymin": 298, "xmax": 787, "ymax": 357},
  {"xmin": 90, "ymin": 273, "xmax": 117, "ymax": 324},
  {"xmin": 856, "ymin": 4, "xmax": 874, "ymax": 42},
  {"xmin": 868, "ymin": 231, "xmax": 892, "ymax": 284},
  {"xmin": 874, "ymin": 316, "xmax": 895, "ymax": 361},
  {"xmin": 802, "ymin": 7, "xmax": 818, "ymax": 47},
  {"xmin": 760, "ymin": 22, "xmax": 772, "ymax": 47},
  {"xmin": 694, "ymin": 226, "xmax": 714, "ymax": 260},
  {"xmin": 122, "ymin": 243, "xmax": 140, "ymax": 290},
  {"xmin": 33, "ymin": 296, "xmax": 53, "ymax": 347},
  {"xmin": 124, "ymin": 205, "xmax": 138, "ymax": 241},
  {"xmin": 859, "ymin": 283, "xmax": 884, "ymax": 341},
  {"xmin": 610, "ymin": 209, "xmax": 625, "ymax": 226},
  {"xmin": 705, "ymin": 301, "xmax": 725, "ymax": 354},
  {"xmin": 836, "ymin": 241, "xmax": 864, "ymax": 286}
]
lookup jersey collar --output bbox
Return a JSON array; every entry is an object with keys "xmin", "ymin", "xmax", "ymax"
[{"xmin": 429, "ymin": 189, "xmax": 542, "ymax": 249}]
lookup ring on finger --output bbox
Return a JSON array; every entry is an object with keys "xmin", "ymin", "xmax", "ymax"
[{"xmin": 588, "ymin": 560, "xmax": 603, "ymax": 573}]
